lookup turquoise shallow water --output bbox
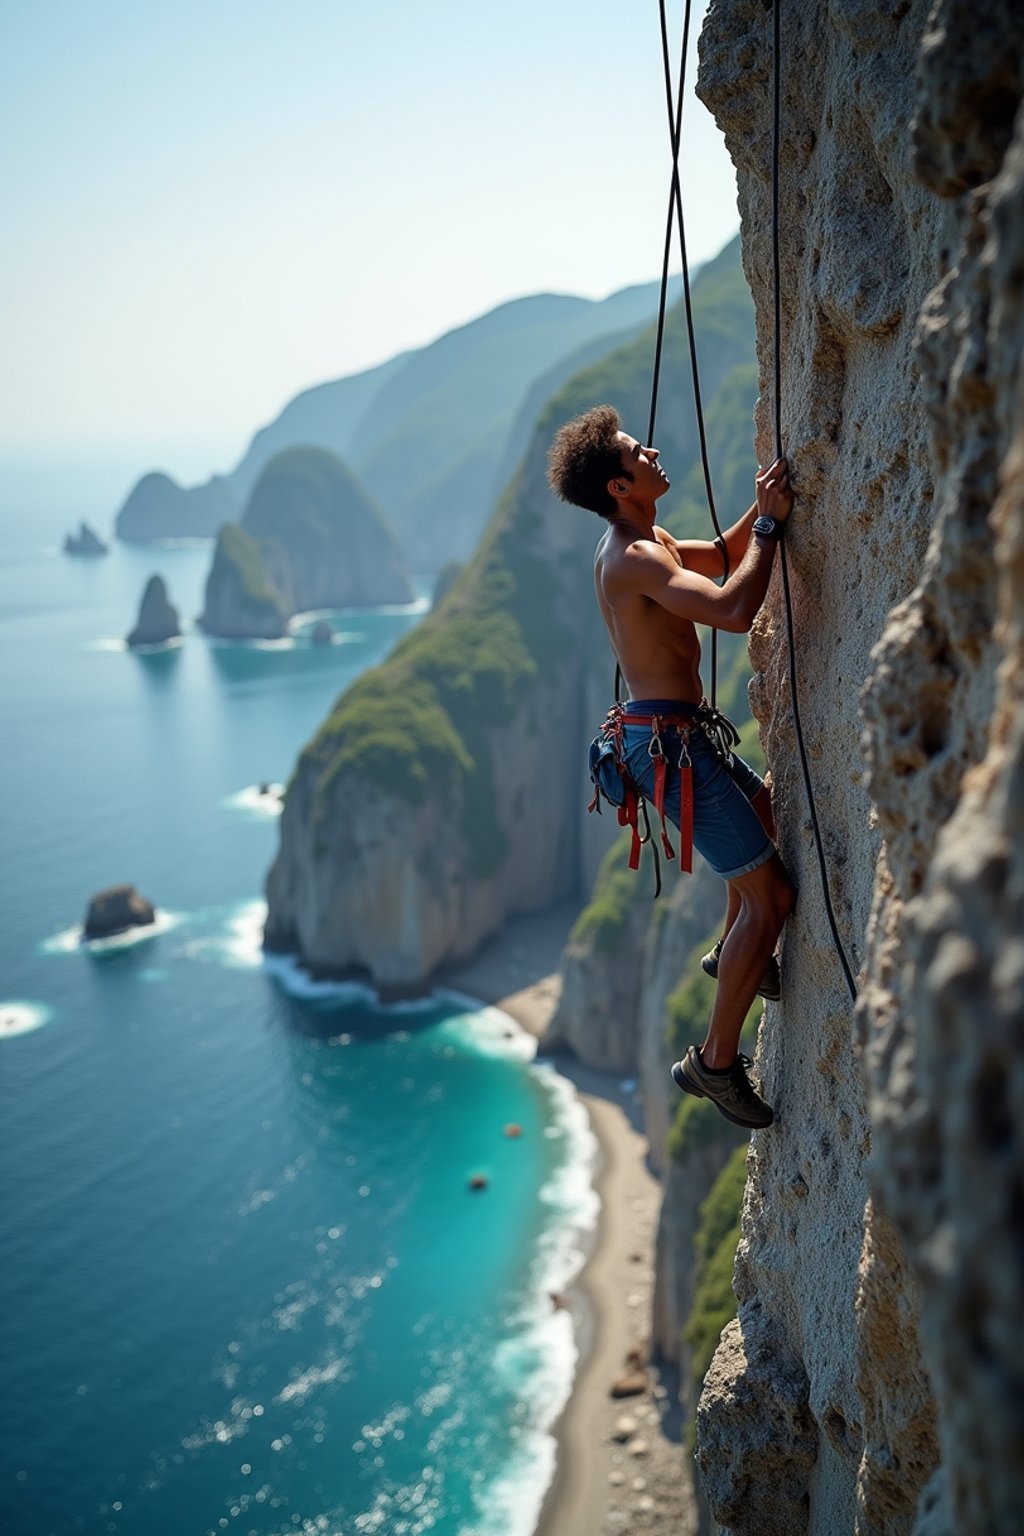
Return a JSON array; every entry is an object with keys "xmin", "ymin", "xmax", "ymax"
[{"xmin": 0, "ymin": 467, "xmax": 596, "ymax": 1536}]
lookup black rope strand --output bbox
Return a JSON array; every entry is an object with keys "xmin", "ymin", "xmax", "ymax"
[
  {"xmin": 770, "ymin": 0, "xmax": 858, "ymax": 1003},
  {"xmin": 655, "ymin": 0, "xmax": 729, "ymax": 704}
]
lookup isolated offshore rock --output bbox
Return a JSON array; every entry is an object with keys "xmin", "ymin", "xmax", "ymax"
[
  {"xmin": 63, "ymin": 520, "xmax": 108, "ymax": 556},
  {"xmin": 83, "ymin": 884, "xmax": 156, "ymax": 939},
  {"xmin": 692, "ymin": 1, "xmax": 1024, "ymax": 1532},
  {"xmin": 126, "ymin": 574, "xmax": 180, "ymax": 647}
]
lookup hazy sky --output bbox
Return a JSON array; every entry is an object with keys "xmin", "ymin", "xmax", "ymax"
[{"xmin": 1, "ymin": 0, "xmax": 738, "ymax": 481}]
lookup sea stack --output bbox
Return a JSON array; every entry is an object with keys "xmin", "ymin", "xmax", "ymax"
[
  {"xmin": 83, "ymin": 884, "xmax": 156, "ymax": 940},
  {"xmin": 63, "ymin": 521, "xmax": 108, "ymax": 556},
  {"xmin": 126, "ymin": 575, "xmax": 181, "ymax": 647},
  {"xmin": 199, "ymin": 524, "xmax": 289, "ymax": 640}
]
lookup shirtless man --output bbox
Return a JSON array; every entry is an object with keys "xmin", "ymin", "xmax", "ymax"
[{"xmin": 548, "ymin": 404, "xmax": 795, "ymax": 1129}]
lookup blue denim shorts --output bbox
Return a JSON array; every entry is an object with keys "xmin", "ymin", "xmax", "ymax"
[{"xmin": 620, "ymin": 699, "xmax": 774, "ymax": 880}]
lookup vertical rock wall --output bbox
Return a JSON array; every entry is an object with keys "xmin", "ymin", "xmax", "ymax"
[
  {"xmin": 695, "ymin": 2, "xmax": 939, "ymax": 1528},
  {"xmin": 694, "ymin": 1, "xmax": 1024, "ymax": 1532},
  {"xmin": 860, "ymin": 4, "xmax": 1024, "ymax": 1531}
]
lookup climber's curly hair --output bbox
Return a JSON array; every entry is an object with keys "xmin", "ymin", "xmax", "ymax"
[{"xmin": 547, "ymin": 404, "xmax": 631, "ymax": 521}]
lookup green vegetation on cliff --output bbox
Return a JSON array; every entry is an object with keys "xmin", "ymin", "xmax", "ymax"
[
  {"xmin": 301, "ymin": 471, "xmax": 570, "ymax": 876},
  {"xmin": 684, "ymin": 1142, "xmax": 748, "ymax": 1394},
  {"xmin": 570, "ymin": 830, "xmax": 656, "ymax": 952}
]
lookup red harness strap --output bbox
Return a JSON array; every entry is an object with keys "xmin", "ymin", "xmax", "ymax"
[
  {"xmin": 591, "ymin": 703, "xmax": 705, "ymax": 880},
  {"xmin": 639, "ymin": 711, "xmax": 695, "ymax": 875}
]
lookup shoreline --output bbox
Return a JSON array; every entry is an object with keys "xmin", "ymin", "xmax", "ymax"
[{"xmin": 442, "ymin": 906, "xmax": 697, "ymax": 1536}]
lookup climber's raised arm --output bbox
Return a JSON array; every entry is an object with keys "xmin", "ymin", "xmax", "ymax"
[{"xmin": 662, "ymin": 458, "xmax": 794, "ymax": 578}]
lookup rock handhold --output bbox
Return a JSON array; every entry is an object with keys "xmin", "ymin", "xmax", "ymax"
[
  {"xmin": 83, "ymin": 885, "xmax": 157, "ymax": 940},
  {"xmin": 63, "ymin": 521, "xmax": 108, "ymax": 556},
  {"xmin": 126, "ymin": 575, "xmax": 181, "ymax": 647}
]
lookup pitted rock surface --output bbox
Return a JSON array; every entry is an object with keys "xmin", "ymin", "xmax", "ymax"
[{"xmin": 693, "ymin": 1, "xmax": 1024, "ymax": 1533}]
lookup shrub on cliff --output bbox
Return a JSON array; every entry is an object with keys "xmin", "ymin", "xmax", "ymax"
[{"xmin": 685, "ymin": 1142, "xmax": 748, "ymax": 1389}]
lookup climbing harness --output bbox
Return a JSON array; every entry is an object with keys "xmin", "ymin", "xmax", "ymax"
[{"xmin": 588, "ymin": 700, "xmax": 741, "ymax": 894}]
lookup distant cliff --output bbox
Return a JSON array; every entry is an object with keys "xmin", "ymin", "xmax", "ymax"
[
  {"xmin": 200, "ymin": 447, "xmax": 412, "ymax": 637},
  {"xmin": 115, "ymin": 471, "xmax": 238, "ymax": 542},
  {"xmin": 263, "ymin": 239, "xmax": 757, "ymax": 987}
]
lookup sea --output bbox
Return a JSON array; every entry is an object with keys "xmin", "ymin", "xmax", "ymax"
[{"xmin": 0, "ymin": 458, "xmax": 598, "ymax": 1536}]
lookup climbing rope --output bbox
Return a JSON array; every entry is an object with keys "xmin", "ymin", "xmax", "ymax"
[
  {"xmin": 644, "ymin": 0, "xmax": 729, "ymax": 709},
  {"xmin": 769, "ymin": 0, "xmax": 859, "ymax": 1002}
]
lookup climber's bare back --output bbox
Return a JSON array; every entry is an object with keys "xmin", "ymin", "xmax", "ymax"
[{"xmin": 595, "ymin": 524, "xmax": 704, "ymax": 703}]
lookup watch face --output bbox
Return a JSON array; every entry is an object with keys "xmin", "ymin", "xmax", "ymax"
[{"xmin": 753, "ymin": 516, "xmax": 777, "ymax": 536}]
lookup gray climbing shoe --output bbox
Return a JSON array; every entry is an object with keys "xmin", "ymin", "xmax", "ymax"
[
  {"xmin": 700, "ymin": 938, "xmax": 782, "ymax": 1002},
  {"xmin": 671, "ymin": 1044, "xmax": 774, "ymax": 1129}
]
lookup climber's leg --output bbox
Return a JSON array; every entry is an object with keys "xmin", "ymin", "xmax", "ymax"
[{"xmin": 700, "ymin": 854, "xmax": 794, "ymax": 1069}]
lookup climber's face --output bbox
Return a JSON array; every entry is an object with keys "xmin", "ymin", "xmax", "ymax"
[{"xmin": 613, "ymin": 432, "xmax": 671, "ymax": 502}]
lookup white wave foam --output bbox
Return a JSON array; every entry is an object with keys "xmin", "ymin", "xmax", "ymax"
[
  {"xmin": 262, "ymin": 952, "xmax": 445, "ymax": 1016},
  {"xmin": 0, "ymin": 1000, "xmax": 52, "ymax": 1040},
  {"xmin": 222, "ymin": 784, "xmax": 285, "ymax": 818},
  {"xmin": 261, "ymin": 952, "xmax": 380, "ymax": 1006},
  {"xmin": 433, "ymin": 993, "xmax": 538, "ymax": 1061},
  {"xmin": 204, "ymin": 634, "xmax": 295, "ymax": 650},
  {"xmin": 179, "ymin": 900, "xmax": 266, "ymax": 969},
  {"xmin": 85, "ymin": 637, "xmax": 127, "ymax": 652},
  {"xmin": 127, "ymin": 635, "xmax": 185, "ymax": 654},
  {"xmin": 40, "ymin": 908, "xmax": 185, "ymax": 955},
  {"xmin": 459, "ymin": 1012, "xmax": 599, "ymax": 1536}
]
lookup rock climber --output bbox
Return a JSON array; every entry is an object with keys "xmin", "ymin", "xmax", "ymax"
[{"xmin": 547, "ymin": 403, "xmax": 795, "ymax": 1129}]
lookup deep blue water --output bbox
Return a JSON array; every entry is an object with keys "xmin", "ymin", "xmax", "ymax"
[{"xmin": 0, "ymin": 464, "xmax": 595, "ymax": 1536}]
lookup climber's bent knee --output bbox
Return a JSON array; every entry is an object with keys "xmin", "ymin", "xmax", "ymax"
[{"xmin": 729, "ymin": 853, "xmax": 795, "ymax": 926}]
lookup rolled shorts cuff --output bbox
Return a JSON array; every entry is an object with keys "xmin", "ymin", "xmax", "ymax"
[{"xmin": 714, "ymin": 840, "xmax": 776, "ymax": 881}]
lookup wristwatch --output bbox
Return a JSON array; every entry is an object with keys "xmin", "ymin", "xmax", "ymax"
[{"xmin": 752, "ymin": 515, "xmax": 785, "ymax": 540}]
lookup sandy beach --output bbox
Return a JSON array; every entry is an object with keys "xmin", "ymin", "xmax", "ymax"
[{"xmin": 443, "ymin": 907, "xmax": 698, "ymax": 1536}]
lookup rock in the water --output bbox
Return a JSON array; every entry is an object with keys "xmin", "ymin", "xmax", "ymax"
[
  {"xmin": 115, "ymin": 471, "xmax": 237, "ymax": 541},
  {"xmin": 126, "ymin": 574, "xmax": 181, "ymax": 647},
  {"xmin": 311, "ymin": 619, "xmax": 333, "ymax": 646},
  {"xmin": 199, "ymin": 524, "xmax": 289, "ymax": 640},
  {"xmin": 83, "ymin": 885, "xmax": 156, "ymax": 939},
  {"xmin": 241, "ymin": 446, "xmax": 413, "ymax": 611},
  {"xmin": 63, "ymin": 521, "xmax": 108, "ymax": 556}
]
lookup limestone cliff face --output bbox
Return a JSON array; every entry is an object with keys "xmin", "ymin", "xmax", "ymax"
[{"xmin": 692, "ymin": 2, "xmax": 1023, "ymax": 1533}]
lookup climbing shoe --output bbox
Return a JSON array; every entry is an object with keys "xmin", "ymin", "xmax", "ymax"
[
  {"xmin": 700, "ymin": 938, "xmax": 782, "ymax": 1002},
  {"xmin": 671, "ymin": 1045, "xmax": 774, "ymax": 1129}
]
